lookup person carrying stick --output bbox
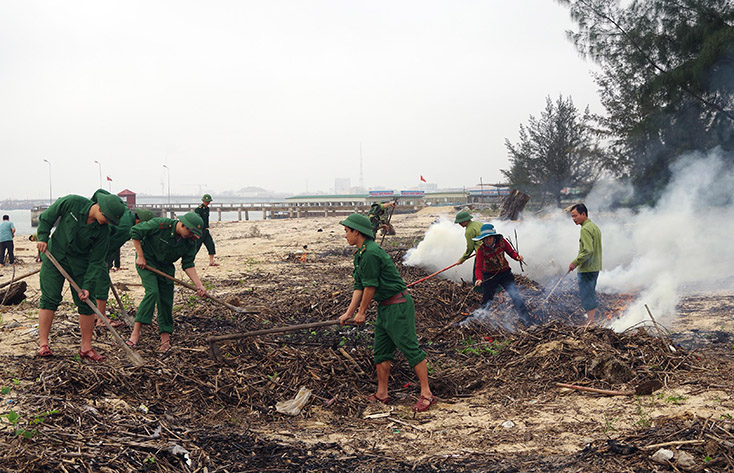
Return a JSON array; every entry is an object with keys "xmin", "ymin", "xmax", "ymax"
[
  {"xmin": 35, "ymin": 192, "xmax": 126, "ymax": 360},
  {"xmin": 338, "ymin": 213, "xmax": 436, "ymax": 412},
  {"xmin": 127, "ymin": 212, "xmax": 207, "ymax": 352},
  {"xmin": 568, "ymin": 203, "xmax": 602, "ymax": 325}
]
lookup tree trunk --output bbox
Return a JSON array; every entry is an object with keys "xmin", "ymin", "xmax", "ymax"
[{"xmin": 499, "ymin": 189, "xmax": 530, "ymax": 220}]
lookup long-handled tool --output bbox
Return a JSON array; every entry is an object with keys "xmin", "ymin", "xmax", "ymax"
[
  {"xmin": 109, "ymin": 282, "xmax": 135, "ymax": 326},
  {"xmin": 514, "ymin": 229, "xmax": 525, "ymax": 272},
  {"xmin": 406, "ymin": 255, "xmax": 474, "ymax": 288},
  {"xmin": 142, "ymin": 264, "xmax": 259, "ymax": 314},
  {"xmin": 379, "ymin": 197, "xmax": 399, "ymax": 246},
  {"xmin": 539, "ymin": 270, "xmax": 571, "ymax": 307},
  {"xmin": 43, "ymin": 251, "xmax": 144, "ymax": 366},
  {"xmin": 0, "ymin": 268, "xmax": 40, "ymax": 289},
  {"xmin": 207, "ymin": 319, "xmax": 344, "ymax": 361}
]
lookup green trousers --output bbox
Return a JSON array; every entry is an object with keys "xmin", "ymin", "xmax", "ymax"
[
  {"xmin": 39, "ymin": 253, "xmax": 96, "ymax": 315},
  {"xmin": 135, "ymin": 263, "xmax": 175, "ymax": 334},
  {"xmin": 195, "ymin": 230, "xmax": 216, "ymax": 255}
]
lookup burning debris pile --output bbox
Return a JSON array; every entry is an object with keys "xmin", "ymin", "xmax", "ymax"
[{"xmin": 1, "ymin": 252, "xmax": 733, "ymax": 472}]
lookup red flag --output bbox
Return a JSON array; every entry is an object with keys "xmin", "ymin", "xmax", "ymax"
[
  {"xmin": 106, "ymin": 176, "xmax": 112, "ymax": 181},
  {"xmin": 420, "ymin": 175, "xmax": 426, "ymax": 182}
]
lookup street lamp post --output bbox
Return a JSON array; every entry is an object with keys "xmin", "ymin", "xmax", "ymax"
[
  {"xmin": 163, "ymin": 165, "xmax": 171, "ymax": 205},
  {"xmin": 43, "ymin": 159, "xmax": 52, "ymax": 205},
  {"xmin": 94, "ymin": 160, "xmax": 102, "ymax": 189}
]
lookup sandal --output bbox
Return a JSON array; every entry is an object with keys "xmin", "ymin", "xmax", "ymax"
[
  {"xmin": 209, "ymin": 262, "xmax": 219, "ymax": 267},
  {"xmin": 125, "ymin": 339, "xmax": 137, "ymax": 348},
  {"xmin": 79, "ymin": 349, "xmax": 105, "ymax": 362},
  {"xmin": 366, "ymin": 393, "xmax": 389, "ymax": 404},
  {"xmin": 37, "ymin": 344, "xmax": 53, "ymax": 357},
  {"xmin": 412, "ymin": 395, "xmax": 437, "ymax": 412},
  {"xmin": 158, "ymin": 341, "xmax": 171, "ymax": 353}
]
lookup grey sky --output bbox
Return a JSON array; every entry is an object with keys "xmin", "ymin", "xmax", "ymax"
[{"xmin": 0, "ymin": 0, "xmax": 600, "ymax": 200}]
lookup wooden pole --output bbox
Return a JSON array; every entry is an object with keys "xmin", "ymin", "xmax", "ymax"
[
  {"xmin": 142, "ymin": 264, "xmax": 259, "ymax": 314},
  {"xmin": 109, "ymin": 282, "xmax": 135, "ymax": 326},
  {"xmin": 0, "ymin": 268, "xmax": 40, "ymax": 289},
  {"xmin": 43, "ymin": 251, "xmax": 143, "ymax": 366}
]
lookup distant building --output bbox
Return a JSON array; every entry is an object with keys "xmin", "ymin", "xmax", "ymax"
[
  {"xmin": 334, "ymin": 178, "xmax": 351, "ymax": 194},
  {"xmin": 117, "ymin": 189, "xmax": 136, "ymax": 209}
]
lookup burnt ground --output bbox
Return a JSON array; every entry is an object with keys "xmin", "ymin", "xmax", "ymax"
[{"xmin": 1, "ymin": 239, "xmax": 734, "ymax": 472}]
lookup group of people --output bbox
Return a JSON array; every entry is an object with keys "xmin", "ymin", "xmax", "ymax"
[
  {"xmin": 28, "ymin": 189, "xmax": 600, "ymax": 414},
  {"xmin": 34, "ymin": 191, "xmax": 218, "ymax": 360},
  {"xmin": 454, "ymin": 204, "xmax": 603, "ymax": 326}
]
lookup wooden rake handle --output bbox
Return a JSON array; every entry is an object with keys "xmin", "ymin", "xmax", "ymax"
[
  {"xmin": 142, "ymin": 264, "xmax": 257, "ymax": 314},
  {"xmin": 43, "ymin": 251, "xmax": 144, "ymax": 366}
]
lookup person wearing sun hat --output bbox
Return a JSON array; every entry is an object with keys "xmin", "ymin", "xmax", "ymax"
[
  {"xmin": 473, "ymin": 223, "xmax": 532, "ymax": 325},
  {"xmin": 35, "ymin": 191, "xmax": 126, "ymax": 361},
  {"xmin": 195, "ymin": 193, "xmax": 218, "ymax": 266},
  {"xmin": 127, "ymin": 212, "xmax": 207, "ymax": 352},
  {"xmin": 338, "ymin": 213, "xmax": 436, "ymax": 412}
]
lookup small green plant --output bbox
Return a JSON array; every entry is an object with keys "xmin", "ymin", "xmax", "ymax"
[
  {"xmin": 2, "ymin": 409, "xmax": 58, "ymax": 439},
  {"xmin": 119, "ymin": 292, "xmax": 135, "ymax": 312},
  {"xmin": 457, "ymin": 337, "xmax": 506, "ymax": 356},
  {"xmin": 603, "ymin": 414, "xmax": 618, "ymax": 433},
  {"xmin": 1, "ymin": 386, "xmax": 10, "ymax": 395},
  {"xmin": 664, "ymin": 394, "xmax": 686, "ymax": 405},
  {"xmin": 720, "ymin": 413, "xmax": 732, "ymax": 420},
  {"xmin": 426, "ymin": 361, "xmax": 435, "ymax": 376},
  {"xmin": 634, "ymin": 398, "xmax": 651, "ymax": 428},
  {"xmin": 144, "ymin": 457, "xmax": 156, "ymax": 464},
  {"xmin": 12, "ymin": 379, "xmax": 20, "ymax": 385},
  {"xmin": 704, "ymin": 456, "xmax": 713, "ymax": 462}
]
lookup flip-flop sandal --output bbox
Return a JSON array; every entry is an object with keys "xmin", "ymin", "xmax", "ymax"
[
  {"xmin": 125, "ymin": 340, "xmax": 137, "ymax": 348},
  {"xmin": 366, "ymin": 393, "xmax": 390, "ymax": 404},
  {"xmin": 412, "ymin": 395, "xmax": 437, "ymax": 412},
  {"xmin": 79, "ymin": 349, "xmax": 105, "ymax": 362},
  {"xmin": 37, "ymin": 344, "xmax": 53, "ymax": 357},
  {"xmin": 209, "ymin": 263, "xmax": 219, "ymax": 266}
]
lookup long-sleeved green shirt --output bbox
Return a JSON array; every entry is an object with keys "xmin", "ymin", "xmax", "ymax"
[
  {"xmin": 352, "ymin": 239, "xmax": 406, "ymax": 302},
  {"xmin": 130, "ymin": 217, "xmax": 196, "ymax": 270},
  {"xmin": 37, "ymin": 194, "xmax": 111, "ymax": 291},
  {"xmin": 195, "ymin": 204, "xmax": 210, "ymax": 229},
  {"xmin": 460, "ymin": 220, "xmax": 483, "ymax": 262},
  {"xmin": 573, "ymin": 219, "xmax": 602, "ymax": 272}
]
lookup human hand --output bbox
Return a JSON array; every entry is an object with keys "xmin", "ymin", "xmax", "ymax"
[
  {"xmin": 79, "ymin": 289, "xmax": 90, "ymax": 301},
  {"xmin": 136, "ymin": 255, "xmax": 146, "ymax": 269},
  {"xmin": 475, "ymin": 280, "xmax": 482, "ymax": 287},
  {"xmin": 568, "ymin": 262, "xmax": 576, "ymax": 272},
  {"xmin": 37, "ymin": 242, "xmax": 48, "ymax": 253},
  {"xmin": 338, "ymin": 312, "xmax": 352, "ymax": 325},
  {"xmin": 196, "ymin": 285, "xmax": 207, "ymax": 297},
  {"xmin": 353, "ymin": 312, "xmax": 366, "ymax": 325}
]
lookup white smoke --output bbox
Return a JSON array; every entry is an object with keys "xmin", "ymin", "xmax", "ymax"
[{"xmin": 404, "ymin": 148, "xmax": 734, "ymax": 331}]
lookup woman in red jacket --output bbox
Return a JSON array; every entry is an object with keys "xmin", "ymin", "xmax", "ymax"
[{"xmin": 474, "ymin": 224, "xmax": 532, "ymax": 325}]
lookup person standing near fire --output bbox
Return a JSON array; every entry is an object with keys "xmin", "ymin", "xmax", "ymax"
[
  {"xmin": 568, "ymin": 203, "xmax": 602, "ymax": 325},
  {"xmin": 195, "ymin": 194, "xmax": 218, "ymax": 266},
  {"xmin": 367, "ymin": 200, "xmax": 397, "ymax": 237},
  {"xmin": 338, "ymin": 213, "xmax": 436, "ymax": 412},
  {"xmin": 473, "ymin": 223, "xmax": 531, "ymax": 325},
  {"xmin": 455, "ymin": 210, "xmax": 483, "ymax": 294}
]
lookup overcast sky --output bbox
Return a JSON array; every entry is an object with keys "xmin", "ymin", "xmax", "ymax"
[{"xmin": 0, "ymin": 0, "xmax": 602, "ymax": 200}]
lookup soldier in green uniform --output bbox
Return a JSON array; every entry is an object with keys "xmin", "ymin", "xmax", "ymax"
[
  {"xmin": 338, "ymin": 213, "xmax": 436, "ymax": 412},
  {"xmin": 195, "ymin": 194, "xmax": 218, "ymax": 266},
  {"xmin": 89, "ymin": 194, "xmax": 156, "ymax": 327},
  {"xmin": 367, "ymin": 200, "xmax": 397, "ymax": 237},
  {"xmin": 455, "ymin": 210, "xmax": 483, "ymax": 294},
  {"xmin": 35, "ymin": 192, "xmax": 126, "ymax": 361},
  {"xmin": 127, "ymin": 212, "xmax": 207, "ymax": 352}
]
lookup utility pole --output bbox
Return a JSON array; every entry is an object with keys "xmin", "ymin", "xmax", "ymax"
[
  {"xmin": 94, "ymin": 160, "xmax": 102, "ymax": 189},
  {"xmin": 163, "ymin": 165, "xmax": 171, "ymax": 205},
  {"xmin": 43, "ymin": 159, "xmax": 52, "ymax": 205}
]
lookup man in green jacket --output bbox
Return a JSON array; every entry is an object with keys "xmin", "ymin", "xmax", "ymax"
[
  {"xmin": 569, "ymin": 203, "xmax": 603, "ymax": 325},
  {"xmin": 195, "ymin": 194, "xmax": 218, "ymax": 266},
  {"xmin": 338, "ymin": 213, "xmax": 436, "ymax": 412},
  {"xmin": 127, "ymin": 212, "xmax": 207, "ymax": 352},
  {"xmin": 455, "ymin": 210, "xmax": 483, "ymax": 293},
  {"xmin": 36, "ymin": 192, "xmax": 126, "ymax": 361}
]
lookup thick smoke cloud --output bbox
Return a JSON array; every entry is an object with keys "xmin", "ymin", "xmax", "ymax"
[{"xmin": 404, "ymin": 148, "xmax": 734, "ymax": 331}]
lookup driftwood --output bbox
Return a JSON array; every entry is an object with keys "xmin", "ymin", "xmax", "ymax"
[
  {"xmin": 499, "ymin": 189, "xmax": 530, "ymax": 220},
  {"xmin": 0, "ymin": 281, "xmax": 27, "ymax": 305}
]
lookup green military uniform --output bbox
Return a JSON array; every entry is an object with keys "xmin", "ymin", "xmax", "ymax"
[
  {"xmin": 352, "ymin": 238, "xmax": 426, "ymax": 367},
  {"xmin": 131, "ymin": 217, "xmax": 197, "ymax": 334},
  {"xmin": 194, "ymin": 202, "xmax": 216, "ymax": 256},
  {"xmin": 367, "ymin": 202, "xmax": 395, "ymax": 236},
  {"xmin": 37, "ymin": 195, "xmax": 111, "ymax": 314},
  {"xmin": 90, "ymin": 190, "xmax": 137, "ymax": 300}
]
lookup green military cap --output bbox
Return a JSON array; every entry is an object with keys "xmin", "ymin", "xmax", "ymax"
[
  {"xmin": 135, "ymin": 208, "xmax": 156, "ymax": 222},
  {"xmin": 454, "ymin": 210, "xmax": 473, "ymax": 224},
  {"xmin": 202, "ymin": 194, "xmax": 212, "ymax": 202},
  {"xmin": 340, "ymin": 213, "xmax": 375, "ymax": 239},
  {"xmin": 179, "ymin": 212, "xmax": 204, "ymax": 238},
  {"xmin": 97, "ymin": 193, "xmax": 126, "ymax": 226}
]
